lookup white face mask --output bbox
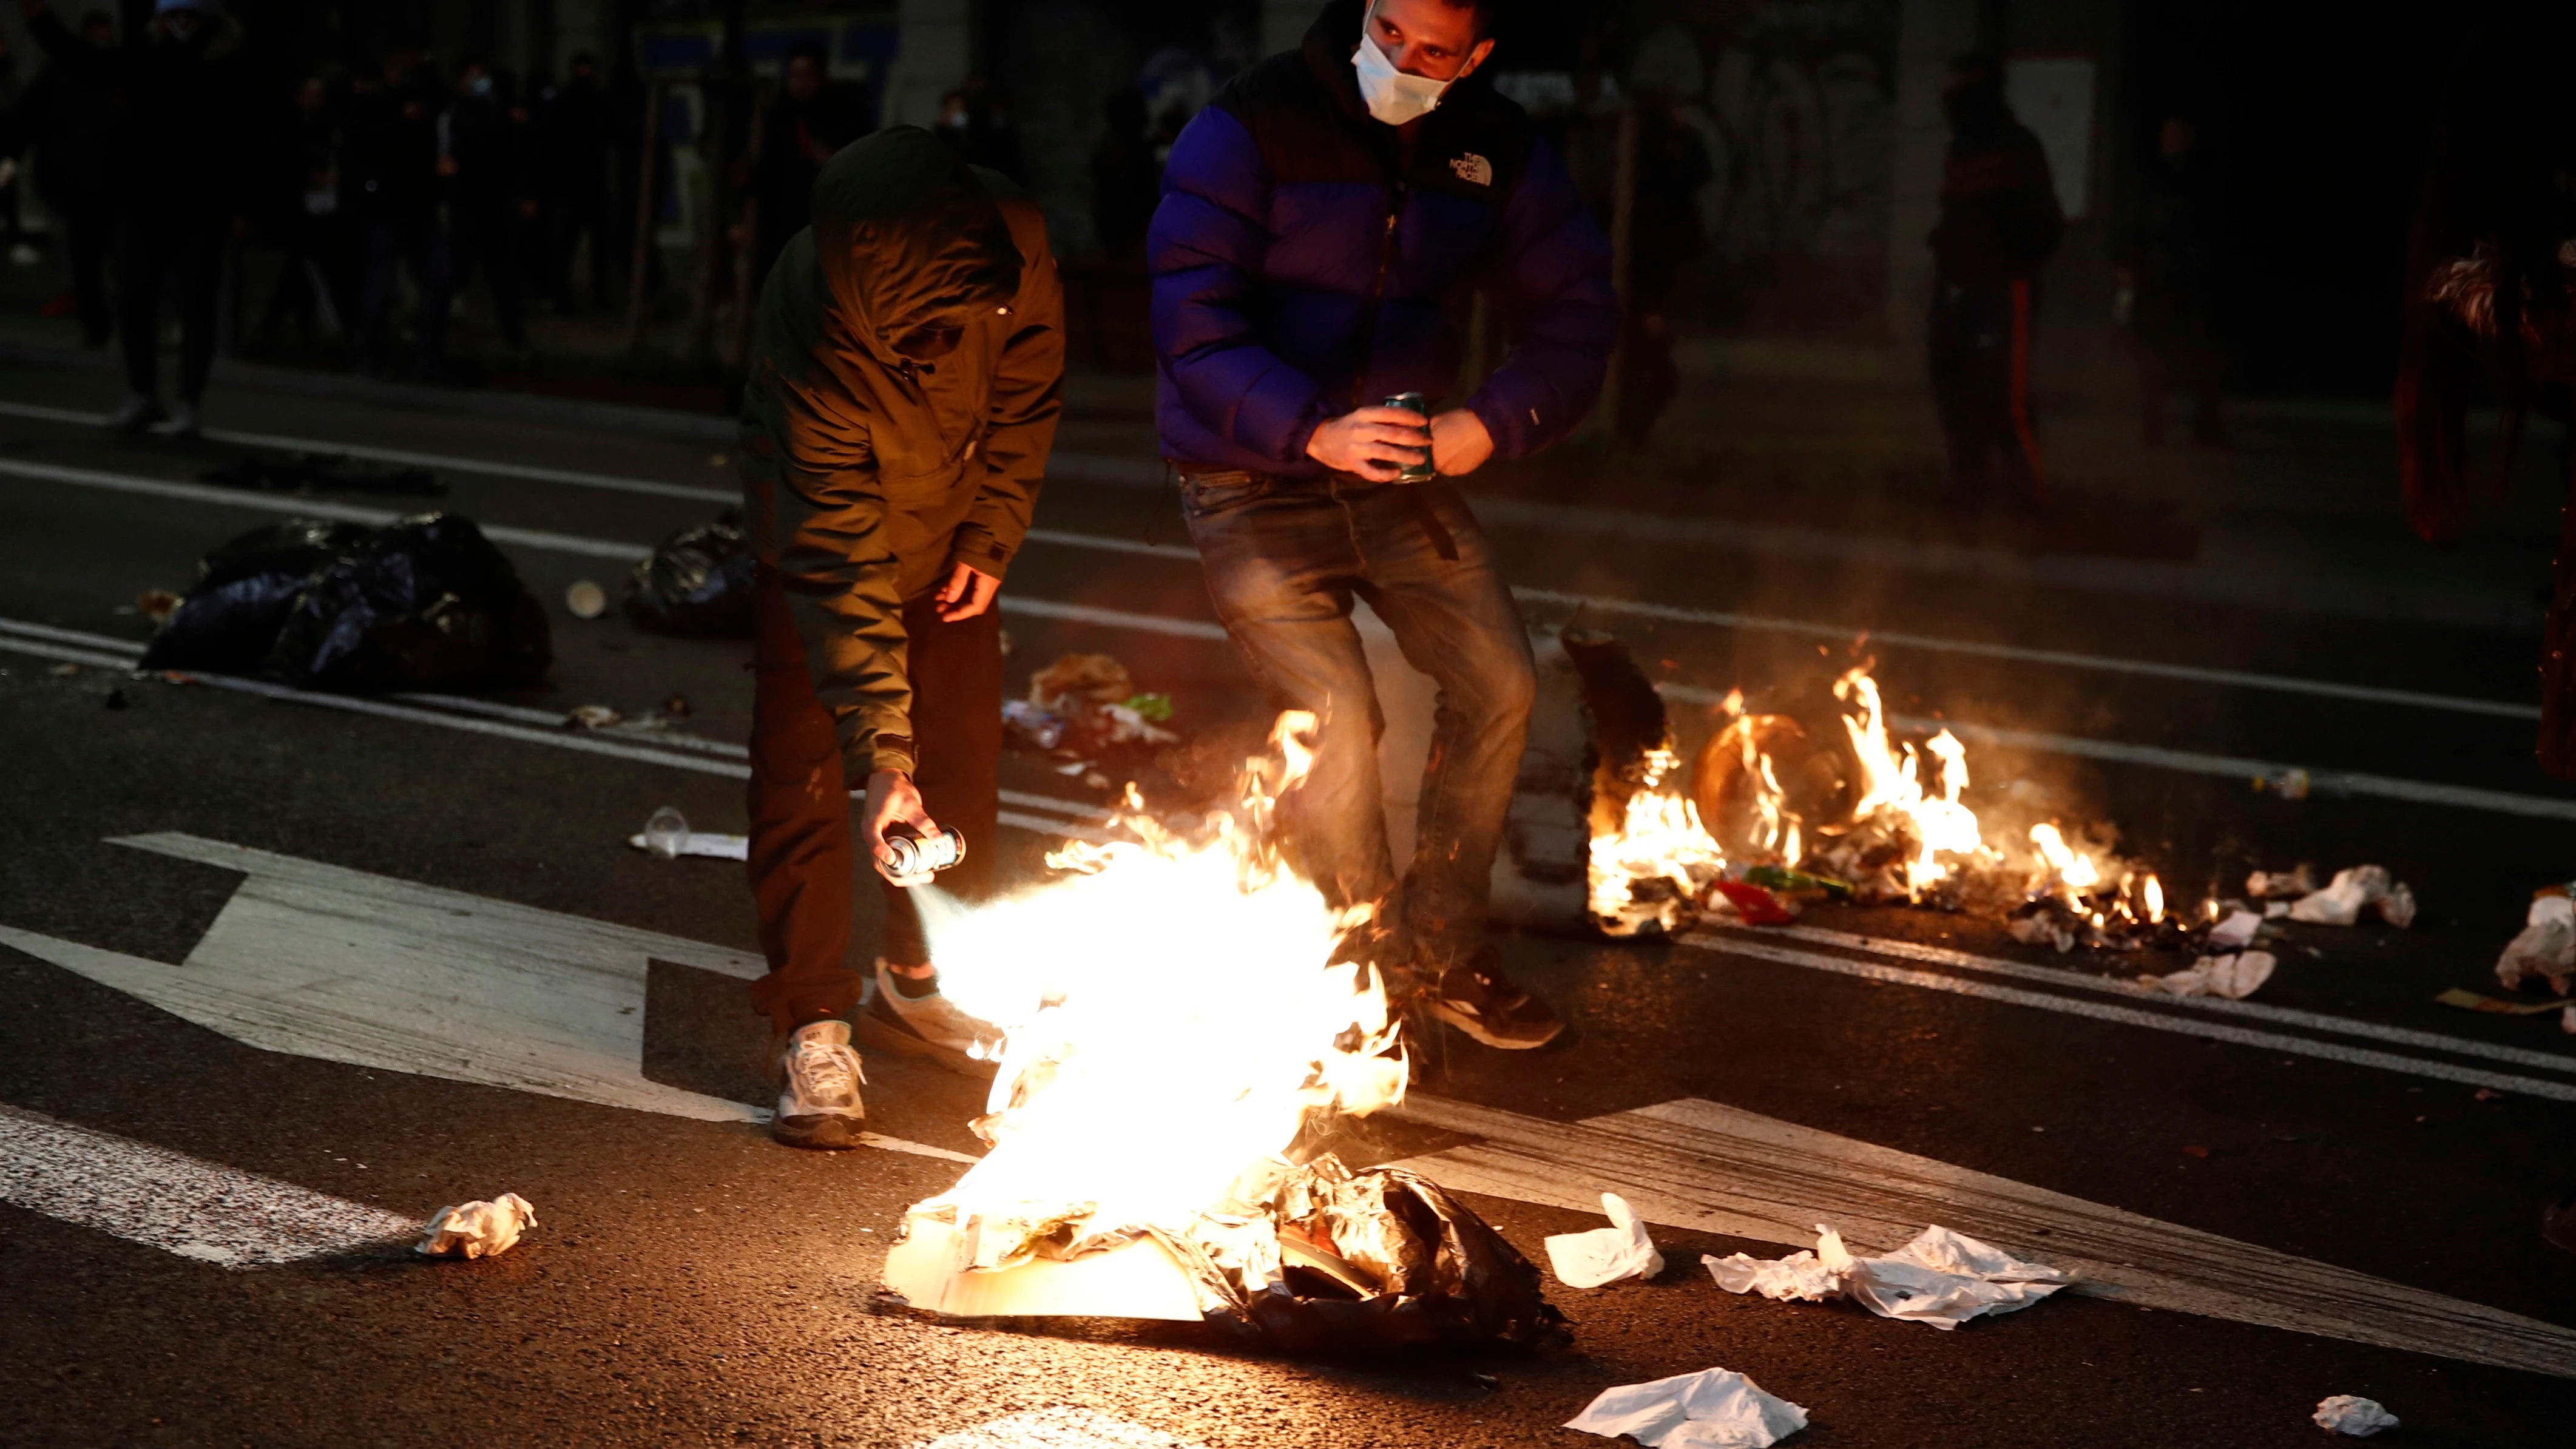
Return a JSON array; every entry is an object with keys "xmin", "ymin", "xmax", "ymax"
[{"xmin": 1351, "ymin": 13, "xmax": 1452, "ymax": 126}]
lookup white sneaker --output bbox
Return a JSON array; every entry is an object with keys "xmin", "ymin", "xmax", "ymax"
[
  {"xmin": 160, "ymin": 400, "xmax": 200, "ymax": 439},
  {"xmin": 772, "ymin": 1019, "xmax": 865, "ymax": 1149},
  {"xmin": 104, "ymin": 393, "xmax": 164, "ymax": 435},
  {"xmin": 857, "ymin": 957, "xmax": 999, "ymax": 1076}
]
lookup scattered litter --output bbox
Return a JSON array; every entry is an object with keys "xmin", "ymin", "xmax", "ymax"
[
  {"xmin": 2247, "ymin": 866, "xmax": 2317, "ymax": 899},
  {"xmin": 141, "ymin": 515, "xmax": 551, "ymax": 691},
  {"xmin": 1706, "ymin": 1224, "xmax": 2069, "ymax": 1330},
  {"xmin": 200, "ymin": 451, "xmax": 444, "ymax": 498},
  {"xmin": 2563, "ymin": 1005, "xmax": 2574, "ymax": 1035},
  {"xmin": 2497, "ymin": 890, "xmax": 2575, "ymax": 995},
  {"xmin": 417, "ymin": 1192, "xmax": 536, "ymax": 1259},
  {"xmin": 1565, "ymin": 1367, "xmax": 1808, "ymax": 1449},
  {"xmin": 660, "ymin": 692, "xmax": 691, "ymax": 718},
  {"xmin": 1001, "ymin": 698, "xmax": 1066, "ymax": 749},
  {"xmin": 1703, "ymin": 1249, "xmax": 1837, "ymax": 1302},
  {"xmin": 2311, "ymin": 1395, "xmax": 2399, "ymax": 1437},
  {"xmin": 136, "ymin": 588, "xmax": 181, "ymax": 624},
  {"xmin": 2265, "ymin": 901, "xmax": 2293, "ymax": 919},
  {"xmin": 2208, "ymin": 910, "xmax": 2264, "ymax": 950},
  {"xmin": 634, "ymin": 806, "xmax": 745, "ymax": 860},
  {"xmin": 2288, "ymin": 866, "xmax": 2413, "ymax": 928},
  {"xmin": 624, "ymin": 510, "xmax": 755, "ymax": 637},
  {"xmin": 2140, "ymin": 951, "xmax": 2276, "ymax": 1000},
  {"xmin": 2474, "ymin": 1087, "xmax": 2501, "ymax": 1102},
  {"xmin": 2008, "ymin": 911, "xmax": 2075, "ymax": 952},
  {"xmin": 2255, "ymin": 768, "xmax": 2313, "ymax": 800},
  {"xmin": 564, "ymin": 579, "xmax": 607, "ymax": 619},
  {"xmin": 1024, "ymin": 653, "xmax": 1179, "ymax": 752},
  {"xmin": 1544, "ymin": 1192, "xmax": 1665, "ymax": 1288},
  {"xmin": 565, "ymin": 703, "xmax": 621, "ymax": 730},
  {"xmin": 47, "ymin": 661, "xmax": 77, "ymax": 677},
  {"xmin": 1709, "ymin": 879, "xmax": 1798, "ymax": 927},
  {"xmin": 2434, "ymin": 987, "xmax": 2572, "ymax": 1016}
]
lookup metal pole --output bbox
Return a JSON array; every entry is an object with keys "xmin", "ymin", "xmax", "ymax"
[
  {"xmin": 623, "ymin": 79, "xmax": 661, "ymax": 350},
  {"xmin": 1594, "ymin": 99, "xmax": 1640, "ymax": 441}
]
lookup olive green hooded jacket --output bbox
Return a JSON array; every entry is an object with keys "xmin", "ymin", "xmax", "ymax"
[{"xmin": 740, "ymin": 126, "xmax": 1064, "ymax": 780}]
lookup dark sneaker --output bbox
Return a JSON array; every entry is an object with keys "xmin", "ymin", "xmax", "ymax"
[
  {"xmin": 856, "ymin": 959, "xmax": 998, "ymax": 1077},
  {"xmin": 1422, "ymin": 955, "xmax": 1563, "ymax": 1049},
  {"xmin": 771, "ymin": 1019, "xmax": 866, "ymax": 1149}
]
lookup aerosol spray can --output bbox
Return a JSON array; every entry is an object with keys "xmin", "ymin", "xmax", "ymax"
[
  {"xmin": 1382, "ymin": 391, "xmax": 1436, "ymax": 482},
  {"xmin": 883, "ymin": 824, "xmax": 967, "ymax": 879}
]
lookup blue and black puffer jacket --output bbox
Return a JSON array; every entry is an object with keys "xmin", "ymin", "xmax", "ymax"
[{"xmin": 1148, "ymin": 0, "xmax": 1617, "ymax": 477}]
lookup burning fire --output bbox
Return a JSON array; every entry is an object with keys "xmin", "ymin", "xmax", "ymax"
[
  {"xmin": 904, "ymin": 712, "xmax": 1405, "ymax": 1277},
  {"xmin": 1586, "ymin": 661, "xmax": 2149, "ymax": 940}
]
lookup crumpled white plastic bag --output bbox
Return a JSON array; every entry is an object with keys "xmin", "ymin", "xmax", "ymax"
[
  {"xmin": 2312, "ymin": 1395, "xmax": 2399, "ymax": 1437},
  {"xmin": 1545, "ymin": 1192, "xmax": 1665, "ymax": 1288},
  {"xmin": 1565, "ymin": 1367, "xmax": 1809, "ymax": 1449},
  {"xmin": 417, "ymin": 1192, "xmax": 538, "ymax": 1259},
  {"xmin": 2142, "ymin": 951, "xmax": 2277, "ymax": 1000},
  {"xmin": 2288, "ymin": 866, "xmax": 2412, "ymax": 928},
  {"xmin": 2498, "ymin": 893, "xmax": 2575, "ymax": 995},
  {"xmin": 1706, "ymin": 1224, "xmax": 2068, "ymax": 1329},
  {"xmin": 2208, "ymin": 910, "xmax": 2264, "ymax": 950},
  {"xmin": 1703, "ymin": 1248, "xmax": 1837, "ymax": 1302}
]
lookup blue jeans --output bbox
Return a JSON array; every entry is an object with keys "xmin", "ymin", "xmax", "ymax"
[{"xmin": 1184, "ymin": 474, "xmax": 1536, "ymax": 968}]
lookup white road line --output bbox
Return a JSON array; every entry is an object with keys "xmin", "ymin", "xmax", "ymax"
[
  {"xmin": 2, "ymin": 404, "xmax": 2532, "ymax": 720},
  {"xmin": 11, "ymin": 456, "xmax": 2567, "ymax": 813},
  {"xmin": 1391, "ymin": 1093, "xmax": 2576, "ymax": 1379},
  {"xmin": 1682, "ymin": 931, "xmax": 2576, "ymax": 1102},
  {"xmin": 1748, "ymin": 924, "xmax": 2576, "ymax": 1077},
  {"xmin": 914, "ymin": 1408, "xmax": 1209, "ymax": 1449},
  {"xmin": 0, "ymin": 1101, "xmax": 421, "ymax": 1267}
]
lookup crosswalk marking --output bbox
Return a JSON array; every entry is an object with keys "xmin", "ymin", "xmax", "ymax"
[
  {"xmin": 0, "ymin": 1103, "xmax": 419, "ymax": 1268},
  {"xmin": 1389, "ymin": 1093, "xmax": 2576, "ymax": 1379}
]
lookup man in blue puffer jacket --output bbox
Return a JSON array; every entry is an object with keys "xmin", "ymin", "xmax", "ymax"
[{"xmin": 1150, "ymin": 0, "xmax": 1615, "ymax": 1049}]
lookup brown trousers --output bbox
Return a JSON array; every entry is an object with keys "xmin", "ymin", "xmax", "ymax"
[{"xmin": 743, "ymin": 565, "xmax": 1001, "ymax": 1031}]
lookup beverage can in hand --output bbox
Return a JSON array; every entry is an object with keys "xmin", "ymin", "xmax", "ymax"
[
  {"xmin": 1382, "ymin": 392, "xmax": 1435, "ymax": 482},
  {"xmin": 884, "ymin": 825, "xmax": 967, "ymax": 879}
]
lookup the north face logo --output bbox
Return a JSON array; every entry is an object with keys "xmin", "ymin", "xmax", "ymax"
[{"xmin": 1450, "ymin": 153, "xmax": 1494, "ymax": 186}]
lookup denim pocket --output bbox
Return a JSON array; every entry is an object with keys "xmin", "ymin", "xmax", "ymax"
[{"xmin": 1180, "ymin": 474, "xmax": 1274, "ymax": 518}]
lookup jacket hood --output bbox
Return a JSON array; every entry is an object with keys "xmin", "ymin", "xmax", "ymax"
[
  {"xmin": 808, "ymin": 126, "xmax": 1021, "ymax": 362},
  {"xmin": 1303, "ymin": 0, "xmax": 1497, "ymax": 123}
]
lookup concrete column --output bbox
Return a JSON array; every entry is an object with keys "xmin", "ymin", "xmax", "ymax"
[
  {"xmin": 885, "ymin": 0, "xmax": 973, "ymax": 130},
  {"xmin": 1261, "ymin": 0, "xmax": 1323, "ymax": 60},
  {"xmin": 1884, "ymin": 0, "xmax": 1982, "ymax": 353}
]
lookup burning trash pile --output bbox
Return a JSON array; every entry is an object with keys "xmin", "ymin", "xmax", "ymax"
[
  {"xmin": 1002, "ymin": 652, "xmax": 1181, "ymax": 786},
  {"xmin": 1563, "ymin": 630, "xmax": 2416, "ymax": 969},
  {"xmin": 881, "ymin": 713, "xmax": 1562, "ymax": 1351}
]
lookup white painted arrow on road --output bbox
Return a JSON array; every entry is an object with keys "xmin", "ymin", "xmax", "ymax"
[{"xmin": 0, "ymin": 833, "xmax": 967, "ymax": 1161}]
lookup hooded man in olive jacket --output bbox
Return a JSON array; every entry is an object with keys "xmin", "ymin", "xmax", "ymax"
[{"xmin": 739, "ymin": 126, "xmax": 1063, "ymax": 1149}]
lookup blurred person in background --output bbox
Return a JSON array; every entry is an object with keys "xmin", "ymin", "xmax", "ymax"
[
  {"xmin": 0, "ymin": 30, "xmax": 33, "ymax": 266},
  {"xmin": 444, "ymin": 56, "xmax": 530, "ymax": 354},
  {"xmin": 2117, "ymin": 116, "xmax": 2228, "ymax": 447},
  {"xmin": 1925, "ymin": 53, "xmax": 2063, "ymax": 508},
  {"xmin": 23, "ymin": 0, "xmax": 244, "ymax": 437},
  {"xmin": 12, "ymin": 7, "xmax": 113, "ymax": 347},
  {"xmin": 747, "ymin": 39, "xmax": 871, "ymax": 294},
  {"xmin": 255, "ymin": 72, "xmax": 350, "ymax": 347},
  {"xmin": 1149, "ymin": 0, "xmax": 1616, "ymax": 1050},
  {"xmin": 1088, "ymin": 88, "xmax": 1157, "ymax": 265},
  {"xmin": 935, "ymin": 77, "xmax": 1021, "ymax": 180},
  {"xmin": 346, "ymin": 47, "xmax": 451, "ymax": 379},
  {"xmin": 539, "ymin": 52, "xmax": 612, "ymax": 312}
]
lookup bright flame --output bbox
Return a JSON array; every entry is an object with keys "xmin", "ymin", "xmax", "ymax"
[
  {"xmin": 905, "ymin": 711, "xmax": 1404, "ymax": 1274},
  {"xmin": 1833, "ymin": 668, "xmax": 1984, "ymax": 897},
  {"xmin": 2027, "ymin": 822, "xmax": 2101, "ymax": 902},
  {"xmin": 1589, "ymin": 746, "xmax": 1729, "ymax": 936},
  {"xmin": 2142, "ymin": 873, "xmax": 2165, "ymax": 924}
]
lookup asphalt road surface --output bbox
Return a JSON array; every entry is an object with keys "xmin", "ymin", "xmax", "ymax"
[{"xmin": 4, "ymin": 361, "xmax": 2574, "ymax": 1448}]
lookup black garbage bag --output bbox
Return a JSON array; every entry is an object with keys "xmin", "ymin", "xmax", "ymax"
[
  {"xmin": 624, "ymin": 509, "xmax": 754, "ymax": 637},
  {"xmin": 141, "ymin": 519, "xmax": 373, "ymax": 674},
  {"xmin": 144, "ymin": 513, "xmax": 550, "ymax": 692}
]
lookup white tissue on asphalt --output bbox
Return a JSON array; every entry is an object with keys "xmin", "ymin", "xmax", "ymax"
[
  {"xmin": 2142, "ymin": 951, "xmax": 2276, "ymax": 1000},
  {"xmin": 418, "ymin": 1192, "xmax": 538, "ymax": 1259},
  {"xmin": 1546, "ymin": 1192, "xmax": 1666, "ymax": 1288},
  {"xmin": 1565, "ymin": 1367, "xmax": 1809, "ymax": 1449},
  {"xmin": 2498, "ymin": 893, "xmax": 2575, "ymax": 995},
  {"xmin": 2208, "ymin": 910, "xmax": 2263, "ymax": 950},
  {"xmin": 1706, "ymin": 1224, "xmax": 2067, "ymax": 1329},
  {"xmin": 2288, "ymin": 866, "xmax": 2413, "ymax": 928},
  {"xmin": 625, "ymin": 831, "xmax": 751, "ymax": 860},
  {"xmin": 2312, "ymin": 1395, "xmax": 2399, "ymax": 1437}
]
